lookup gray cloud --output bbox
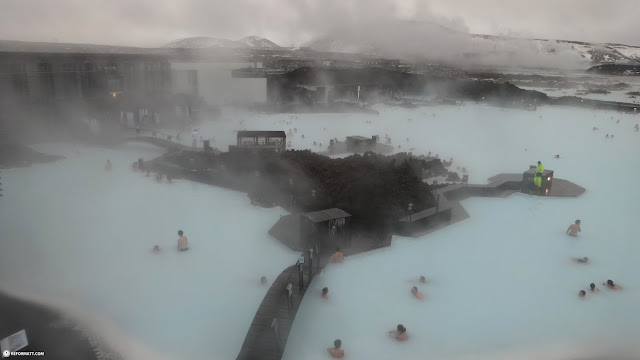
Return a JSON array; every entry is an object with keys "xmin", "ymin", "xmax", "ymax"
[{"xmin": 0, "ymin": 0, "xmax": 638, "ymax": 47}]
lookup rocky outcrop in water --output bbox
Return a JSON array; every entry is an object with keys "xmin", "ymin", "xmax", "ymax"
[
  {"xmin": 586, "ymin": 64, "xmax": 640, "ymax": 76},
  {"xmin": 156, "ymin": 149, "xmax": 443, "ymax": 232},
  {"xmin": 0, "ymin": 144, "xmax": 64, "ymax": 169}
]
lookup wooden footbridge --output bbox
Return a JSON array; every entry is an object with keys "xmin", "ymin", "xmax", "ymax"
[
  {"xmin": 124, "ymin": 127, "xmax": 221, "ymax": 153},
  {"xmin": 236, "ymin": 170, "xmax": 585, "ymax": 360}
]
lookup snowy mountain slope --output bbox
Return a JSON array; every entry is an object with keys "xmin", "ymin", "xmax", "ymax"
[
  {"xmin": 165, "ymin": 36, "xmax": 281, "ymax": 49},
  {"xmin": 165, "ymin": 37, "xmax": 238, "ymax": 49},
  {"xmin": 236, "ymin": 36, "xmax": 281, "ymax": 49},
  {"xmin": 304, "ymin": 31, "xmax": 640, "ymax": 66}
]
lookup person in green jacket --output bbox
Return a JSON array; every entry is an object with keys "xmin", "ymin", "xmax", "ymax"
[{"xmin": 534, "ymin": 161, "xmax": 544, "ymax": 188}]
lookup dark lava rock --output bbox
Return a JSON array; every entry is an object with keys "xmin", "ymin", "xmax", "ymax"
[
  {"xmin": 586, "ymin": 64, "xmax": 640, "ymax": 76},
  {"xmin": 446, "ymin": 171, "xmax": 461, "ymax": 182},
  {"xmin": 0, "ymin": 143, "xmax": 64, "ymax": 169},
  {"xmin": 160, "ymin": 149, "xmax": 440, "ymax": 232},
  {"xmin": 585, "ymin": 88, "xmax": 611, "ymax": 94},
  {"xmin": 626, "ymin": 91, "xmax": 640, "ymax": 96}
]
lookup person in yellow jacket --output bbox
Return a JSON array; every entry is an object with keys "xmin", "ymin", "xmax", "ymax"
[{"xmin": 534, "ymin": 161, "xmax": 544, "ymax": 188}]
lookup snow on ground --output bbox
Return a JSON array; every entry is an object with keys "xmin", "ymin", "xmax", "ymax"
[
  {"xmin": 0, "ymin": 142, "xmax": 299, "ymax": 360},
  {"xmin": 609, "ymin": 45, "xmax": 640, "ymax": 61},
  {"xmin": 1, "ymin": 103, "xmax": 639, "ymax": 360}
]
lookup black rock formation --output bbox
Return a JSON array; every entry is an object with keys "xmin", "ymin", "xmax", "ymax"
[{"xmin": 586, "ymin": 64, "xmax": 640, "ymax": 76}]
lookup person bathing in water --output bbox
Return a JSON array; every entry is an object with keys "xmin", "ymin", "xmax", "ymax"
[
  {"xmin": 567, "ymin": 220, "xmax": 581, "ymax": 237},
  {"xmin": 419, "ymin": 275, "xmax": 428, "ymax": 283},
  {"xmin": 327, "ymin": 339, "xmax": 344, "ymax": 358},
  {"xmin": 321, "ymin": 287, "xmax": 329, "ymax": 299},
  {"xmin": 411, "ymin": 286, "xmax": 424, "ymax": 300},
  {"xmin": 177, "ymin": 230, "xmax": 189, "ymax": 251},
  {"xmin": 589, "ymin": 283, "xmax": 599, "ymax": 292},
  {"xmin": 330, "ymin": 248, "xmax": 344, "ymax": 263},
  {"xmin": 260, "ymin": 276, "xmax": 267, "ymax": 285},
  {"xmin": 151, "ymin": 245, "xmax": 161, "ymax": 253},
  {"xmin": 603, "ymin": 279, "xmax": 620, "ymax": 290},
  {"xmin": 389, "ymin": 324, "xmax": 408, "ymax": 341},
  {"xmin": 578, "ymin": 290, "xmax": 586, "ymax": 298},
  {"xmin": 105, "ymin": 159, "xmax": 112, "ymax": 171},
  {"xmin": 573, "ymin": 256, "xmax": 589, "ymax": 263}
]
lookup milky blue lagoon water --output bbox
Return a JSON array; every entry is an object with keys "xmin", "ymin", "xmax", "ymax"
[{"xmin": 1, "ymin": 103, "xmax": 639, "ymax": 359}]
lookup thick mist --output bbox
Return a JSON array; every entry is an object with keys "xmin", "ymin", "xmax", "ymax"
[
  {"xmin": 1, "ymin": 0, "xmax": 639, "ymax": 47},
  {"xmin": 172, "ymin": 62, "xmax": 266, "ymax": 106}
]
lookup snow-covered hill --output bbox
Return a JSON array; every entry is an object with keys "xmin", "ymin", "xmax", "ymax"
[
  {"xmin": 165, "ymin": 36, "xmax": 280, "ymax": 50},
  {"xmin": 470, "ymin": 35, "xmax": 640, "ymax": 64},
  {"xmin": 303, "ymin": 31, "xmax": 640, "ymax": 66}
]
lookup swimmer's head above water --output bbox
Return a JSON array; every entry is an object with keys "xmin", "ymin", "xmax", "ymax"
[
  {"xmin": 178, "ymin": 230, "xmax": 183, "ymax": 236},
  {"xmin": 579, "ymin": 290, "xmax": 586, "ymax": 297},
  {"xmin": 260, "ymin": 276, "xmax": 267, "ymax": 284},
  {"xmin": 419, "ymin": 276, "xmax": 426, "ymax": 283}
]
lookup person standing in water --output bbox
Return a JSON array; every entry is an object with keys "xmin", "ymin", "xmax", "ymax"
[
  {"xmin": 534, "ymin": 161, "xmax": 544, "ymax": 190},
  {"xmin": 330, "ymin": 248, "xmax": 344, "ymax": 263},
  {"xmin": 105, "ymin": 159, "xmax": 112, "ymax": 171},
  {"xmin": 191, "ymin": 129, "xmax": 198, "ymax": 148},
  {"xmin": 567, "ymin": 220, "xmax": 581, "ymax": 237},
  {"xmin": 177, "ymin": 230, "xmax": 189, "ymax": 251},
  {"xmin": 327, "ymin": 339, "xmax": 344, "ymax": 358},
  {"xmin": 321, "ymin": 287, "xmax": 329, "ymax": 299},
  {"xmin": 411, "ymin": 286, "xmax": 424, "ymax": 300},
  {"xmin": 389, "ymin": 324, "xmax": 408, "ymax": 341}
]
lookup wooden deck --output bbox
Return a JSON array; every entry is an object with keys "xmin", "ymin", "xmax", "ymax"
[
  {"xmin": 236, "ymin": 235, "xmax": 391, "ymax": 360},
  {"xmin": 400, "ymin": 173, "xmax": 584, "ymax": 238},
  {"xmin": 547, "ymin": 178, "xmax": 586, "ymax": 197}
]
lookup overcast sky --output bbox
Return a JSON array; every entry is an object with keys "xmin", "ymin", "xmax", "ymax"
[{"xmin": 0, "ymin": 0, "xmax": 638, "ymax": 47}]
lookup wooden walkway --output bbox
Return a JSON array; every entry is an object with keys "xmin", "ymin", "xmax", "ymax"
[
  {"xmin": 399, "ymin": 173, "xmax": 584, "ymax": 238},
  {"xmin": 236, "ymin": 234, "xmax": 391, "ymax": 360},
  {"xmin": 126, "ymin": 136, "xmax": 194, "ymax": 151}
]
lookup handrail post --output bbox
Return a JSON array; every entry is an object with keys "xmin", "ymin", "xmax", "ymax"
[
  {"xmin": 297, "ymin": 256, "xmax": 305, "ymax": 291},
  {"xmin": 286, "ymin": 283, "xmax": 293, "ymax": 314},
  {"xmin": 308, "ymin": 248, "xmax": 314, "ymax": 281},
  {"xmin": 271, "ymin": 318, "xmax": 282, "ymax": 351}
]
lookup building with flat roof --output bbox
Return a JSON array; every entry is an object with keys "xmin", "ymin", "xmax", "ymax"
[
  {"xmin": 269, "ymin": 208, "xmax": 352, "ymax": 251},
  {"xmin": 229, "ymin": 130, "xmax": 286, "ymax": 153}
]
